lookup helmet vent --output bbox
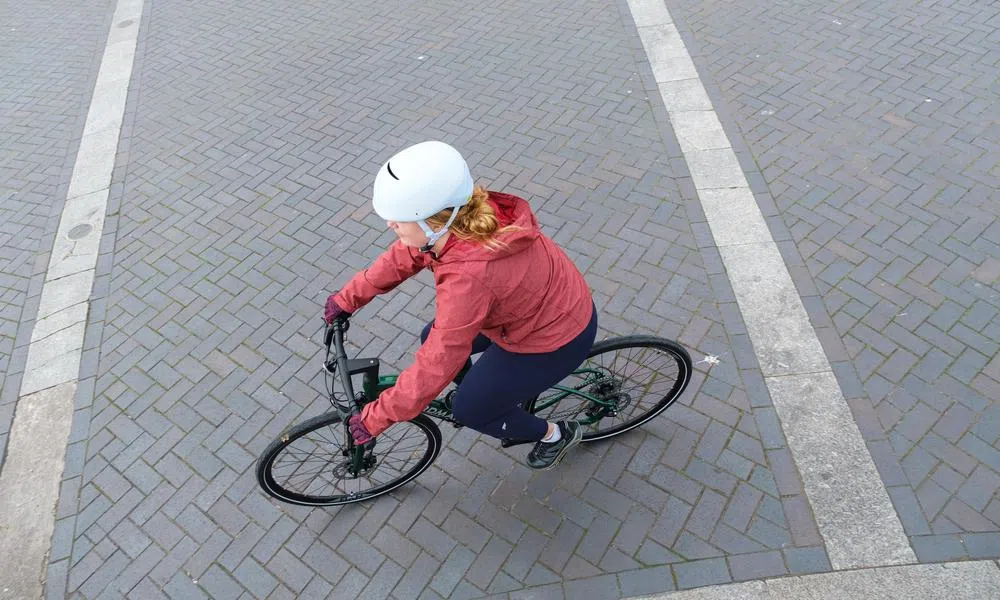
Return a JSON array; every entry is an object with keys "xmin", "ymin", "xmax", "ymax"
[{"xmin": 386, "ymin": 162, "xmax": 400, "ymax": 181}]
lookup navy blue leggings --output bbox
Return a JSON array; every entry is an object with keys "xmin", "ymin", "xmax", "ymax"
[{"xmin": 420, "ymin": 304, "xmax": 597, "ymax": 441}]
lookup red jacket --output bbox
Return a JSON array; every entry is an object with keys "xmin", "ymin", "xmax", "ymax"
[{"xmin": 335, "ymin": 192, "xmax": 593, "ymax": 436}]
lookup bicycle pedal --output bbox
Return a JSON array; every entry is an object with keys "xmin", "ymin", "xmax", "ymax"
[{"xmin": 500, "ymin": 438, "xmax": 534, "ymax": 449}]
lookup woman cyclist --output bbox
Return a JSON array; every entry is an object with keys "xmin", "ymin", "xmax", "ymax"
[{"xmin": 325, "ymin": 141, "xmax": 596, "ymax": 470}]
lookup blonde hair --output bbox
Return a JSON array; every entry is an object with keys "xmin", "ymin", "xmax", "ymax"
[{"xmin": 425, "ymin": 186, "xmax": 518, "ymax": 249}]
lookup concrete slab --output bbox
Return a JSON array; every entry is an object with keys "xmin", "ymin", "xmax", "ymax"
[
  {"xmin": 94, "ymin": 39, "xmax": 139, "ymax": 86},
  {"xmin": 36, "ymin": 271, "xmax": 95, "ymax": 319},
  {"xmin": 0, "ymin": 383, "xmax": 77, "ymax": 600},
  {"xmin": 686, "ymin": 148, "xmax": 747, "ymax": 190},
  {"xmin": 718, "ymin": 243, "xmax": 828, "ymax": 376},
  {"xmin": 23, "ymin": 323, "xmax": 85, "ymax": 369},
  {"xmin": 628, "ymin": 0, "xmax": 673, "ymax": 27},
  {"xmin": 637, "ymin": 25, "xmax": 689, "ymax": 61},
  {"xmin": 66, "ymin": 127, "xmax": 120, "ymax": 200},
  {"xmin": 48, "ymin": 190, "xmax": 107, "ymax": 281},
  {"xmin": 20, "ymin": 349, "xmax": 83, "ymax": 397},
  {"xmin": 30, "ymin": 303, "xmax": 89, "ymax": 344},
  {"xmin": 669, "ymin": 110, "xmax": 731, "ymax": 151},
  {"xmin": 700, "ymin": 188, "xmax": 773, "ymax": 246},
  {"xmin": 651, "ymin": 54, "xmax": 699, "ymax": 82},
  {"xmin": 83, "ymin": 80, "xmax": 129, "ymax": 136},
  {"xmin": 766, "ymin": 372, "xmax": 916, "ymax": 569},
  {"xmin": 657, "ymin": 79, "xmax": 714, "ymax": 113}
]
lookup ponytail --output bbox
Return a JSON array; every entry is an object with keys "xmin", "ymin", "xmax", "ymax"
[{"xmin": 425, "ymin": 187, "xmax": 518, "ymax": 249}]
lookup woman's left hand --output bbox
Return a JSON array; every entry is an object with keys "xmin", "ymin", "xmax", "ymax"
[{"xmin": 348, "ymin": 413, "xmax": 374, "ymax": 445}]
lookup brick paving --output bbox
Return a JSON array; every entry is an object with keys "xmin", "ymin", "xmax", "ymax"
[
  {"xmin": 3, "ymin": 0, "xmax": 996, "ymax": 597},
  {"xmin": 21, "ymin": 0, "xmax": 832, "ymax": 597},
  {"xmin": 662, "ymin": 0, "xmax": 1000, "ymax": 561}
]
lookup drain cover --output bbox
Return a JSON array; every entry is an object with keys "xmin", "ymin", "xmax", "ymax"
[{"xmin": 67, "ymin": 224, "xmax": 92, "ymax": 240}]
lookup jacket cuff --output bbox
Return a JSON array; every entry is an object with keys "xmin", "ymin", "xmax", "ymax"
[{"xmin": 360, "ymin": 403, "xmax": 393, "ymax": 437}]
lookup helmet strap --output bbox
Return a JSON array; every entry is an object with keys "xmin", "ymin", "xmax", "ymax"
[{"xmin": 417, "ymin": 206, "xmax": 461, "ymax": 253}]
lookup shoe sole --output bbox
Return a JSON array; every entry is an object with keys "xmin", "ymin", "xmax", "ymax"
[{"xmin": 533, "ymin": 425, "xmax": 583, "ymax": 471}]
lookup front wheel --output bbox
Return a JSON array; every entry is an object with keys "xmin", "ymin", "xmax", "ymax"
[
  {"xmin": 257, "ymin": 412, "xmax": 442, "ymax": 506},
  {"xmin": 530, "ymin": 336, "xmax": 692, "ymax": 441}
]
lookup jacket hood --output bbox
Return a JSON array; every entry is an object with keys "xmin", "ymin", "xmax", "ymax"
[{"xmin": 434, "ymin": 192, "xmax": 540, "ymax": 263}]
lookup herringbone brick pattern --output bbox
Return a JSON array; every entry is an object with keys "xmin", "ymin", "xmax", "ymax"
[
  {"xmin": 0, "ymin": 0, "xmax": 112, "ymax": 466},
  {"xmin": 45, "ymin": 0, "xmax": 827, "ymax": 597},
  {"xmin": 665, "ymin": 0, "xmax": 1000, "ymax": 560}
]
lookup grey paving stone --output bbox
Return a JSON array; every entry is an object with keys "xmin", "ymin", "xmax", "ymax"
[
  {"xmin": 710, "ymin": 523, "xmax": 767, "ymax": 555},
  {"xmin": 300, "ymin": 577, "xmax": 335, "ymax": 600},
  {"xmin": 163, "ymin": 571, "xmax": 210, "ymax": 600},
  {"xmin": 509, "ymin": 583, "xmax": 565, "ymax": 600},
  {"xmin": 267, "ymin": 548, "xmax": 315, "ymax": 595},
  {"xmin": 512, "ymin": 496, "xmax": 563, "ymax": 536},
  {"xmin": 722, "ymin": 483, "xmax": 763, "ymax": 532},
  {"xmin": 358, "ymin": 559, "xmax": 405, "ymax": 600},
  {"xmin": 963, "ymin": 533, "xmax": 1000, "ymax": 560},
  {"xmin": 301, "ymin": 540, "xmax": 350, "ymax": 586},
  {"xmin": 675, "ymin": 531, "xmax": 726, "ymax": 561},
  {"xmin": 782, "ymin": 546, "xmax": 831, "ymax": 575},
  {"xmin": 673, "ymin": 557, "xmax": 731, "ymax": 590},
  {"xmin": 728, "ymin": 549, "xmax": 788, "ymax": 581},
  {"xmin": 336, "ymin": 532, "xmax": 387, "ymax": 577},
  {"xmin": 888, "ymin": 485, "xmax": 933, "ymax": 536},
  {"xmin": 391, "ymin": 552, "xmax": 439, "ymax": 600},
  {"xmin": 563, "ymin": 573, "xmax": 618, "ymax": 599},
  {"xmin": 429, "ymin": 546, "xmax": 475, "ymax": 598},
  {"xmin": 250, "ymin": 514, "xmax": 296, "ymax": 564},
  {"xmin": 685, "ymin": 458, "xmax": 738, "ymax": 496},
  {"xmin": 747, "ymin": 515, "xmax": 792, "ymax": 549},
  {"xmin": 466, "ymin": 536, "xmax": 513, "ymax": 590},
  {"xmin": 197, "ymin": 565, "xmax": 245, "ymax": 600},
  {"xmin": 617, "ymin": 565, "xmax": 676, "ymax": 598},
  {"xmin": 331, "ymin": 568, "xmax": 369, "ymax": 600},
  {"xmin": 232, "ymin": 557, "xmax": 278, "ymax": 598},
  {"xmin": 108, "ymin": 517, "xmax": 152, "ymax": 560},
  {"xmin": 911, "ymin": 534, "xmax": 968, "ymax": 562},
  {"xmin": 474, "ymin": 503, "xmax": 528, "ymax": 545}
]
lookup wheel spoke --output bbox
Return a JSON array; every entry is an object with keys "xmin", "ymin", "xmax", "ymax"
[
  {"xmin": 532, "ymin": 340, "xmax": 689, "ymax": 440},
  {"xmin": 260, "ymin": 416, "xmax": 438, "ymax": 505}
]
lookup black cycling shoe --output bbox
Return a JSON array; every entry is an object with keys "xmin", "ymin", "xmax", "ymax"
[{"xmin": 526, "ymin": 421, "xmax": 583, "ymax": 470}]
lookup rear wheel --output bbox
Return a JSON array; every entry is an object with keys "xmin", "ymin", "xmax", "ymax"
[
  {"xmin": 530, "ymin": 336, "xmax": 692, "ymax": 441},
  {"xmin": 257, "ymin": 412, "xmax": 441, "ymax": 506}
]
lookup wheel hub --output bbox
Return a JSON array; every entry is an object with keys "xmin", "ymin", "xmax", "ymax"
[
  {"xmin": 587, "ymin": 377, "xmax": 632, "ymax": 418},
  {"xmin": 332, "ymin": 454, "xmax": 377, "ymax": 478}
]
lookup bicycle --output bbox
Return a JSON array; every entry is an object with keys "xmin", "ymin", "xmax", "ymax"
[{"xmin": 256, "ymin": 318, "xmax": 693, "ymax": 506}]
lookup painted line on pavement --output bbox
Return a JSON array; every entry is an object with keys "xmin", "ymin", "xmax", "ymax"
[
  {"xmin": 628, "ymin": 560, "xmax": 1000, "ymax": 600},
  {"xmin": 0, "ymin": 0, "xmax": 143, "ymax": 597},
  {"xmin": 624, "ymin": 0, "xmax": 915, "ymax": 570}
]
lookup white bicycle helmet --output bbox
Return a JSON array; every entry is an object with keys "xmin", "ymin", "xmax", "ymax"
[{"xmin": 372, "ymin": 141, "xmax": 474, "ymax": 251}]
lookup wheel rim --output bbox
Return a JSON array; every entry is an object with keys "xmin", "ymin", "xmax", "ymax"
[
  {"xmin": 263, "ymin": 419, "xmax": 434, "ymax": 504},
  {"xmin": 534, "ymin": 342, "xmax": 687, "ymax": 439}
]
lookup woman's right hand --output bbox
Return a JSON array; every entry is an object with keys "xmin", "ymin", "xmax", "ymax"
[
  {"xmin": 324, "ymin": 294, "xmax": 351, "ymax": 324},
  {"xmin": 348, "ymin": 413, "xmax": 374, "ymax": 445}
]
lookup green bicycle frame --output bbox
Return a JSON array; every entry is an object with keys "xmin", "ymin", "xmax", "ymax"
[
  {"xmin": 356, "ymin": 364, "xmax": 617, "ymax": 427},
  {"xmin": 530, "ymin": 368, "xmax": 618, "ymax": 426}
]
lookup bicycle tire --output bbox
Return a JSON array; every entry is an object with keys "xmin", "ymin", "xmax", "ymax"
[
  {"xmin": 257, "ymin": 412, "xmax": 442, "ymax": 506},
  {"xmin": 529, "ymin": 335, "xmax": 692, "ymax": 441}
]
